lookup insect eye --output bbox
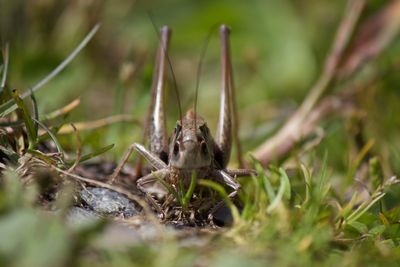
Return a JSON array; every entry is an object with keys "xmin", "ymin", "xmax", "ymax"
[
  {"xmin": 199, "ymin": 124, "xmax": 206, "ymax": 133},
  {"xmin": 173, "ymin": 142, "xmax": 179, "ymax": 156},
  {"xmin": 199, "ymin": 124, "xmax": 208, "ymax": 137},
  {"xmin": 200, "ymin": 141, "xmax": 208, "ymax": 155}
]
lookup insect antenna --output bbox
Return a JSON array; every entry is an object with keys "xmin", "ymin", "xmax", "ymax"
[
  {"xmin": 148, "ymin": 12, "xmax": 183, "ymax": 130},
  {"xmin": 193, "ymin": 24, "xmax": 218, "ymax": 130}
]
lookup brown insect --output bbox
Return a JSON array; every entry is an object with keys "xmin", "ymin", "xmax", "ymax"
[{"xmin": 111, "ymin": 25, "xmax": 255, "ymax": 215}]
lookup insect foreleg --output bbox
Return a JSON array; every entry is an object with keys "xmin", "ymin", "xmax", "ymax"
[
  {"xmin": 136, "ymin": 168, "xmax": 170, "ymax": 195},
  {"xmin": 225, "ymin": 169, "xmax": 258, "ymax": 177},
  {"xmin": 134, "ymin": 143, "xmax": 167, "ymax": 170},
  {"xmin": 108, "ymin": 143, "xmax": 167, "ymax": 184}
]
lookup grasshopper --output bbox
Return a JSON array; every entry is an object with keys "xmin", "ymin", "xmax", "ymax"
[{"xmin": 111, "ymin": 25, "xmax": 255, "ymax": 215}]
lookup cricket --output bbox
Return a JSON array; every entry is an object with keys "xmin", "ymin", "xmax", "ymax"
[
  {"xmin": 2, "ymin": 1, "xmax": 400, "ymax": 265},
  {"xmin": 109, "ymin": 25, "xmax": 256, "ymax": 219}
]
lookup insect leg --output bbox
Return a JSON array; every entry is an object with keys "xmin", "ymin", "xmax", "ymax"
[
  {"xmin": 147, "ymin": 26, "xmax": 171, "ymax": 163},
  {"xmin": 137, "ymin": 168, "xmax": 170, "ymax": 216},
  {"xmin": 134, "ymin": 143, "xmax": 168, "ymax": 170},
  {"xmin": 108, "ymin": 143, "xmax": 167, "ymax": 184},
  {"xmin": 215, "ymin": 25, "xmax": 233, "ymax": 169},
  {"xmin": 225, "ymin": 169, "xmax": 258, "ymax": 177},
  {"xmin": 228, "ymin": 45, "xmax": 244, "ymax": 168},
  {"xmin": 137, "ymin": 168, "xmax": 170, "ymax": 195},
  {"xmin": 134, "ymin": 27, "xmax": 171, "ymax": 177},
  {"xmin": 108, "ymin": 143, "xmax": 137, "ymax": 184},
  {"xmin": 209, "ymin": 169, "xmax": 240, "ymax": 215}
]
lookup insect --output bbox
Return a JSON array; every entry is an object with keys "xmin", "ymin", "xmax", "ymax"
[{"xmin": 110, "ymin": 25, "xmax": 256, "ymax": 215}]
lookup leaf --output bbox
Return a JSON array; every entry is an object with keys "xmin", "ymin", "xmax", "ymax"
[
  {"xmin": 369, "ymin": 225, "xmax": 386, "ymax": 236},
  {"xmin": 348, "ymin": 221, "xmax": 368, "ymax": 234}
]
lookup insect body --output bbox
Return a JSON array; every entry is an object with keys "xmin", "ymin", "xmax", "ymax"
[{"xmin": 130, "ymin": 25, "xmax": 255, "ymax": 213}]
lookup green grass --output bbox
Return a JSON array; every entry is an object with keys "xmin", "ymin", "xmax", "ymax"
[{"xmin": 1, "ymin": 155, "xmax": 400, "ymax": 266}]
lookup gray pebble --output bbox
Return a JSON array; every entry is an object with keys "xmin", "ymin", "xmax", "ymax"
[{"xmin": 79, "ymin": 187, "xmax": 140, "ymax": 218}]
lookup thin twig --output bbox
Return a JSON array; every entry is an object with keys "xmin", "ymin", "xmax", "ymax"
[
  {"xmin": 108, "ymin": 144, "xmax": 136, "ymax": 184},
  {"xmin": 338, "ymin": 0, "xmax": 400, "ymax": 79},
  {"xmin": 55, "ymin": 114, "xmax": 139, "ymax": 134},
  {"xmin": 43, "ymin": 98, "xmax": 81, "ymax": 120},
  {"xmin": 252, "ymin": 0, "xmax": 365, "ymax": 166}
]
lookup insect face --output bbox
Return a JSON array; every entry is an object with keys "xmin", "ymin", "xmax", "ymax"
[{"xmin": 169, "ymin": 110, "xmax": 213, "ymax": 169}]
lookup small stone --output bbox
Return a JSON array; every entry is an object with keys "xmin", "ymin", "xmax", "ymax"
[
  {"xmin": 79, "ymin": 187, "xmax": 140, "ymax": 218},
  {"xmin": 66, "ymin": 207, "xmax": 100, "ymax": 227}
]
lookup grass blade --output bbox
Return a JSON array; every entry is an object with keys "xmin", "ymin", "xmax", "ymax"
[
  {"xmin": 32, "ymin": 118, "xmax": 65, "ymax": 156},
  {"xmin": 11, "ymin": 89, "xmax": 38, "ymax": 149},
  {"xmin": 267, "ymin": 169, "xmax": 290, "ymax": 213},
  {"xmin": 1, "ymin": 43, "xmax": 9, "ymax": 93},
  {"xmin": 0, "ymin": 24, "xmax": 100, "ymax": 117},
  {"xmin": 182, "ymin": 172, "xmax": 197, "ymax": 208},
  {"xmin": 199, "ymin": 179, "xmax": 240, "ymax": 222},
  {"xmin": 157, "ymin": 177, "xmax": 181, "ymax": 201},
  {"xmin": 347, "ymin": 192, "xmax": 386, "ymax": 224},
  {"xmin": 300, "ymin": 164, "xmax": 312, "ymax": 207},
  {"xmin": 249, "ymin": 155, "xmax": 276, "ymax": 201},
  {"xmin": 66, "ymin": 144, "xmax": 114, "ymax": 164},
  {"xmin": 279, "ymin": 168, "xmax": 291, "ymax": 200},
  {"xmin": 30, "ymin": 92, "xmax": 39, "ymax": 135}
]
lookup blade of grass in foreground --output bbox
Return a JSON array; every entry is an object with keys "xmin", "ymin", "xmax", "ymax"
[
  {"xmin": 182, "ymin": 172, "xmax": 197, "ymax": 208},
  {"xmin": 0, "ymin": 24, "xmax": 101, "ymax": 117},
  {"xmin": 11, "ymin": 89, "xmax": 38, "ymax": 149},
  {"xmin": 1, "ymin": 43, "xmax": 9, "ymax": 93},
  {"xmin": 249, "ymin": 155, "xmax": 276, "ymax": 201},
  {"xmin": 267, "ymin": 168, "xmax": 291, "ymax": 213},
  {"xmin": 30, "ymin": 93, "xmax": 39, "ymax": 135}
]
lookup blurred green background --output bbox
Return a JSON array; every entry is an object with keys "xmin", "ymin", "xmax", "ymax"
[{"xmin": 1, "ymin": 0, "xmax": 400, "ymax": 174}]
